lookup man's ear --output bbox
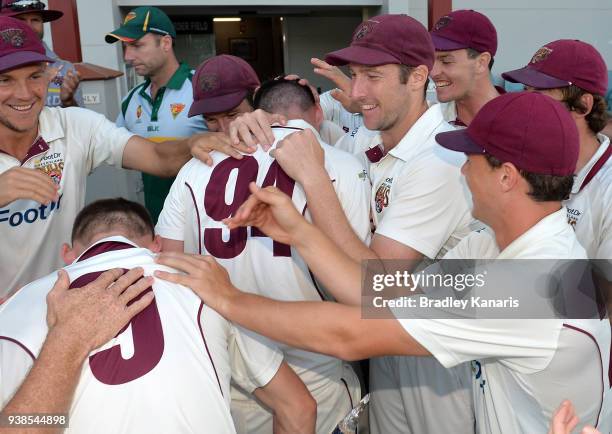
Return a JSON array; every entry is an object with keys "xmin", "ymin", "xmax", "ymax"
[
  {"xmin": 313, "ymin": 103, "xmax": 324, "ymax": 130},
  {"xmin": 499, "ymin": 162, "xmax": 520, "ymax": 193},
  {"xmin": 61, "ymin": 242, "xmax": 77, "ymax": 265},
  {"xmin": 150, "ymin": 235, "xmax": 162, "ymax": 254},
  {"xmin": 409, "ymin": 65, "xmax": 429, "ymax": 92},
  {"xmin": 476, "ymin": 52, "xmax": 492, "ymax": 74}
]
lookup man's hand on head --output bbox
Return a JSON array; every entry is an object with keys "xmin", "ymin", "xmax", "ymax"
[
  {"xmin": 228, "ymin": 109, "xmax": 287, "ymax": 151},
  {"xmin": 46, "ymin": 268, "xmax": 154, "ymax": 359}
]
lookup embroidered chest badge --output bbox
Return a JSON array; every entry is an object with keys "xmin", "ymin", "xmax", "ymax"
[
  {"xmin": 374, "ymin": 177, "xmax": 393, "ymax": 213},
  {"xmin": 170, "ymin": 103, "xmax": 186, "ymax": 119}
]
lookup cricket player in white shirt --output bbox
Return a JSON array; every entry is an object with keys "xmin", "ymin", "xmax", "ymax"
[
  {"xmin": 226, "ymin": 14, "xmax": 476, "ymax": 434},
  {"xmin": 156, "ymin": 77, "xmax": 369, "ymax": 434},
  {"xmin": 0, "ymin": 198, "xmax": 315, "ymax": 434},
  {"xmin": 503, "ymin": 40, "xmax": 612, "ymax": 287},
  {"xmin": 0, "ymin": 17, "xmax": 233, "ymax": 300},
  {"xmin": 156, "ymin": 91, "xmax": 611, "ymax": 434}
]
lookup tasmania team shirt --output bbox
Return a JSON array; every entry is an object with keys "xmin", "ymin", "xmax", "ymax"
[
  {"xmin": 117, "ymin": 62, "xmax": 207, "ymax": 223},
  {"xmin": 0, "ymin": 107, "xmax": 134, "ymax": 300},
  {"xmin": 393, "ymin": 209, "xmax": 611, "ymax": 433},
  {"xmin": 565, "ymin": 134, "xmax": 612, "ymax": 279},
  {"xmin": 156, "ymin": 119, "xmax": 370, "ymax": 432},
  {"xmin": 0, "ymin": 236, "xmax": 282, "ymax": 434}
]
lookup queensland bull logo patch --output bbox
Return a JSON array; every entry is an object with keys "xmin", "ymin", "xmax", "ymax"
[
  {"xmin": 353, "ymin": 22, "xmax": 373, "ymax": 40},
  {"xmin": 199, "ymin": 73, "xmax": 219, "ymax": 93},
  {"xmin": 35, "ymin": 152, "xmax": 64, "ymax": 186},
  {"xmin": 375, "ymin": 177, "xmax": 393, "ymax": 213},
  {"xmin": 0, "ymin": 28, "xmax": 25, "ymax": 47},
  {"xmin": 530, "ymin": 47, "xmax": 552, "ymax": 64},
  {"xmin": 434, "ymin": 16, "xmax": 452, "ymax": 31}
]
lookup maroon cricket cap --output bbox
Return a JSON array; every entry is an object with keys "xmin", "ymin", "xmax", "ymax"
[
  {"xmin": 0, "ymin": 0, "xmax": 63, "ymax": 23},
  {"xmin": 189, "ymin": 54, "xmax": 260, "ymax": 117},
  {"xmin": 0, "ymin": 16, "xmax": 53, "ymax": 74},
  {"xmin": 436, "ymin": 92, "xmax": 579, "ymax": 176},
  {"xmin": 502, "ymin": 40, "xmax": 608, "ymax": 96},
  {"xmin": 325, "ymin": 14, "xmax": 435, "ymax": 71},
  {"xmin": 430, "ymin": 10, "xmax": 497, "ymax": 56}
]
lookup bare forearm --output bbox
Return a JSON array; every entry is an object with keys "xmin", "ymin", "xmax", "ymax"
[
  {"xmin": 1, "ymin": 329, "xmax": 87, "ymax": 434},
  {"xmin": 292, "ymin": 221, "xmax": 362, "ymax": 305},
  {"xmin": 152, "ymin": 139, "xmax": 190, "ymax": 177},
  {"xmin": 302, "ymin": 172, "xmax": 377, "ymax": 262}
]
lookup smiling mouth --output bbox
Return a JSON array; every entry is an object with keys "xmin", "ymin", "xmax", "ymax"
[
  {"xmin": 8, "ymin": 103, "xmax": 34, "ymax": 112},
  {"xmin": 435, "ymin": 81, "xmax": 452, "ymax": 88},
  {"xmin": 362, "ymin": 104, "xmax": 379, "ymax": 111}
]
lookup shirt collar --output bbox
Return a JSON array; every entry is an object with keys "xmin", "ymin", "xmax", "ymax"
[
  {"xmin": 387, "ymin": 103, "xmax": 448, "ymax": 162},
  {"xmin": 270, "ymin": 119, "xmax": 322, "ymax": 148},
  {"xmin": 571, "ymin": 134, "xmax": 611, "ymax": 194},
  {"xmin": 144, "ymin": 62, "xmax": 191, "ymax": 92},
  {"xmin": 497, "ymin": 208, "xmax": 571, "ymax": 259},
  {"xmin": 38, "ymin": 107, "xmax": 66, "ymax": 142},
  {"xmin": 74, "ymin": 235, "xmax": 138, "ymax": 263}
]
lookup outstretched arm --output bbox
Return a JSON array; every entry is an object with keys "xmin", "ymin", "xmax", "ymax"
[{"xmin": 155, "ymin": 252, "xmax": 428, "ymax": 361}]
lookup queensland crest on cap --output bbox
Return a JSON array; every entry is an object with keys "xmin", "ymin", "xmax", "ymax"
[
  {"xmin": 530, "ymin": 46, "xmax": 552, "ymax": 64},
  {"xmin": 434, "ymin": 15, "xmax": 452, "ymax": 31},
  {"xmin": 123, "ymin": 11, "xmax": 137, "ymax": 25},
  {"xmin": 0, "ymin": 28, "xmax": 25, "ymax": 47},
  {"xmin": 353, "ymin": 21, "xmax": 373, "ymax": 41},
  {"xmin": 199, "ymin": 73, "xmax": 219, "ymax": 92}
]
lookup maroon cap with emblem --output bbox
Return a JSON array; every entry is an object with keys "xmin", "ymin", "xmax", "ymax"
[
  {"xmin": 430, "ymin": 10, "xmax": 497, "ymax": 56},
  {"xmin": 0, "ymin": 16, "xmax": 52, "ymax": 73},
  {"xmin": 189, "ymin": 54, "xmax": 260, "ymax": 117},
  {"xmin": 324, "ymin": 14, "xmax": 435, "ymax": 70},
  {"xmin": 435, "ymin": 91, "xmax": 579, "ymax": 176},
  {"xmin": 0, "ymin": 0, "xmax": 63, "ymax": 23},
  {"xmin": 502, "ymin": 40, "xmax": 608, "ymax": 96}
]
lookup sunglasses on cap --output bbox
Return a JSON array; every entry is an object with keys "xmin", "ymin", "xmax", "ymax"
[{"xmin": 2, "ymin": 0, "xmax": 45, "ymax": 12}]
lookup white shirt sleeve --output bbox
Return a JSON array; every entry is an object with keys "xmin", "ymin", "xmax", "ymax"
[
  {"xmin": 155, "ymin": 164, "xmax": 190, "ymax": 241},
  {"xmin": 594, "ymin": 191, "xmax": 612, "ymax": 280},
  {"xmin": 0, "ymin": 338, "xmax": 34, "ymax": 407},
  {"xmin": 64, "ymin": 107, "xmax": 134, "ymax": 172},
  {"xmin": 394, "ymin": 317, "xmax": 563, "ymax": 373},
  {"xmin": 228, "ymin": 326, "xmax": 283, "ymax": 394},
  {"xmin": 375, "ymin": 152, "xmax": 471, "ymax": 259}
]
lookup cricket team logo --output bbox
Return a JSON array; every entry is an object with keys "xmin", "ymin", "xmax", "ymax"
[
  {"xmin": 434, "ymin": 16, "xmax": 452, "ymax": 31},
  {"xmin": 35, "ymin": 152, "xmax": 64, "ymax": 186},
  {"xmin": 0, "ymin": 28, "xmax": 25, "ymax": 47},
  {"xmin": 374, "ymin": 177, "xmax": 393, "ymax": 213},
  {"xmin": 199, "ymin": 73, "xmax": 219, "ymax": 92},
  {"xmin": 170, "ymin": 103, "xmax": 185, "ymax": 119},
  {"xmin": 530, "ymin": 46, "xmax": 552, "ymax": 64},
  {"xmin": 124, "ymin": 12, "xmax": 137, "ymax": 24},
  {"xmin": 353, "ymin": 21, "xmax": 374, "ymax": 40}
]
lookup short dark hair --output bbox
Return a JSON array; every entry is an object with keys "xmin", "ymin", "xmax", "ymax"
[
  {"xmin": 466, "ymin": 47, "xmax": 494, "ymax": 71},
  {"xmin": 485, "ymin": 154, "xmax": 574, "ymax": 202},
  {"xmin": 398, "ymin": 64, "xmax": 430, "ymax": 99},
  {"xmin": 560, "ymin": 85, "xmax": 608, "ymax": 134},
  {"xmin": 253, "ymin": 78, "xmax": 316, "ymax": 114},
  {"xmin": 71, "ymin": 198, "xmax": 155, "ymax": 245}
]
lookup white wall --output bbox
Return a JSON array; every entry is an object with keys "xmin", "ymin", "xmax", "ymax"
[
  {"xmin": 382, "ymin": 0, "xmax": 427, "ymax": 25},
  {"xmin": 283, "ymin": 15, "xmax": 363, "ymax": 92},
  {"xmin": 454, "ymin": 0, "xmax": 612, "ymax": 78}
]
